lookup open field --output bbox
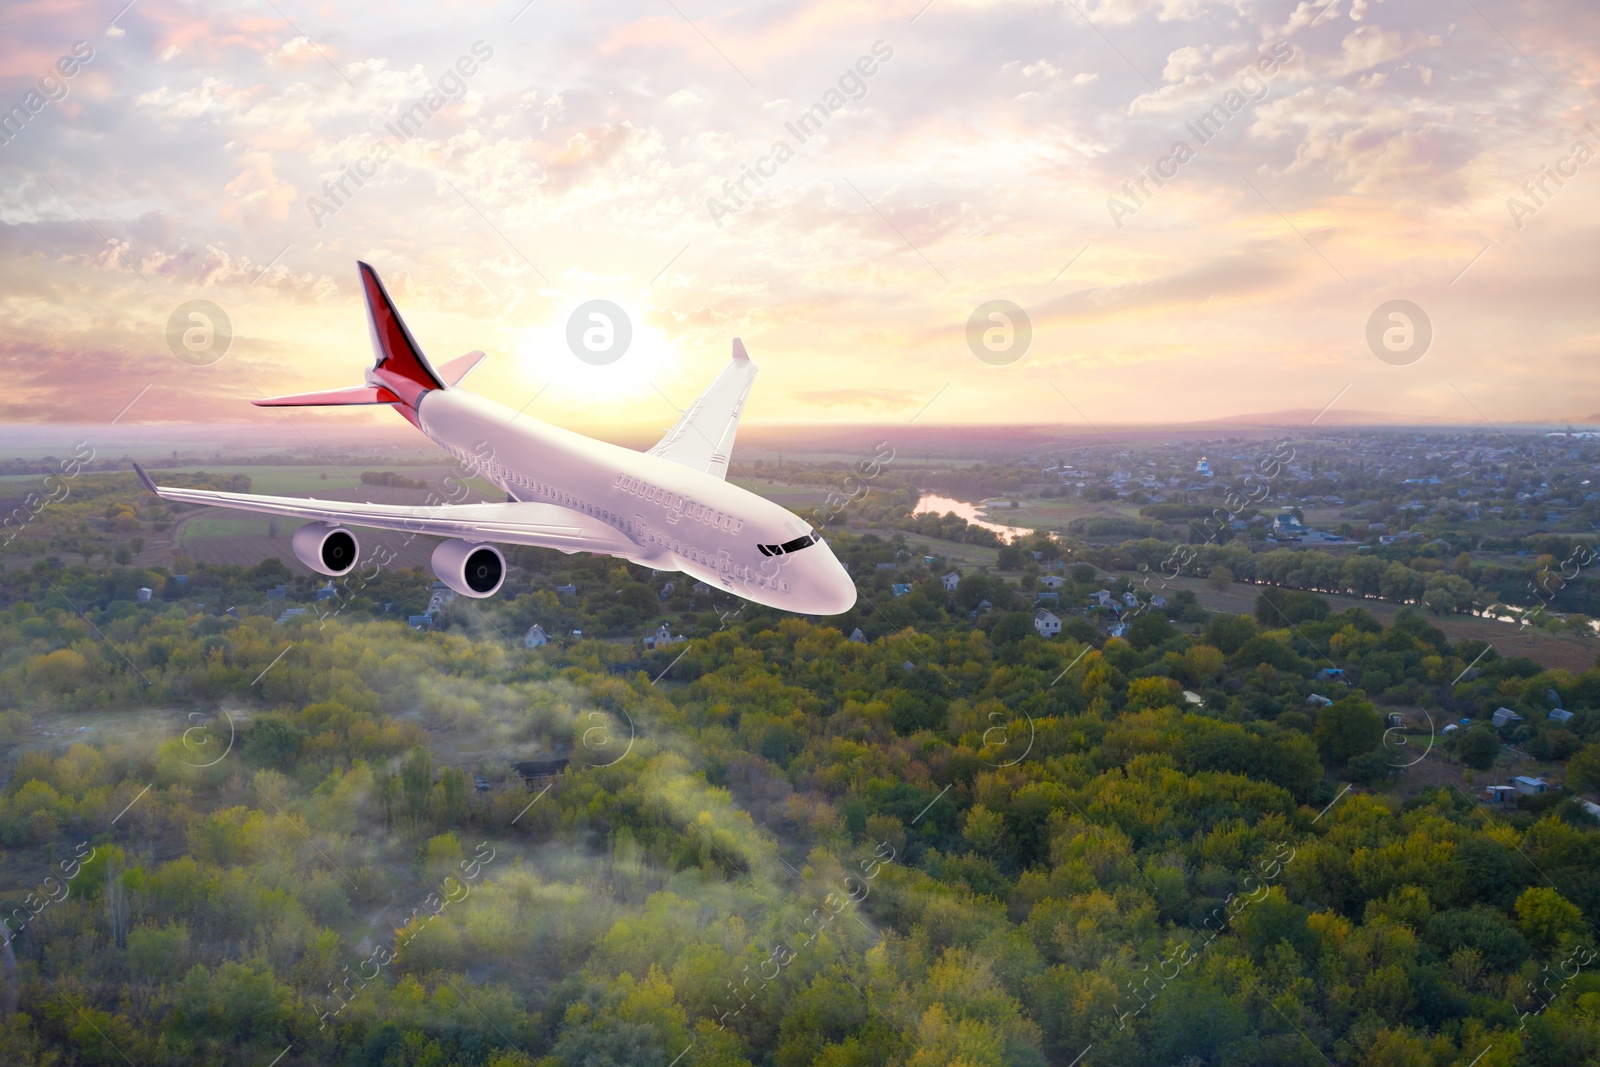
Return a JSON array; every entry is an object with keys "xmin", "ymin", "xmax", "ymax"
[{"xmin": 1158, "ymin": 573, "xmax": 1595, "ymax": 672}]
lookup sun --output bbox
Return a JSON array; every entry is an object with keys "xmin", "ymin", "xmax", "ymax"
[{"xmin": 509, "ymin": 298, "xmax": 686, "ymax": 430}]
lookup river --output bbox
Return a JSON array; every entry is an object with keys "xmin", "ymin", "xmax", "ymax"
[{"xmin": 913, "ymin": 494, "xmax": 1035, "ymax": 543}]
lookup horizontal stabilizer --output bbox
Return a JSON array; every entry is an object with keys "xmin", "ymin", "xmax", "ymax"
[
  {"xmin": 437, "ymin": 350, "xmax": 487, "ymax": 386},
  {"xmin": 252, "ymin": 385, "xmax": 401, "ymax": 408}
]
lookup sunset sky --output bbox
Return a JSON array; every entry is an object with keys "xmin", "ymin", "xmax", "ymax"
[{"xmin": 2, "ymin": 0, "xmax": 1597, "ymax": 436}]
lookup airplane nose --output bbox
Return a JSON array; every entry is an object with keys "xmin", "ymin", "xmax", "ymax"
[{"xmin": 796, "ymin": 541, "xmax": 857, "ymax": 615}]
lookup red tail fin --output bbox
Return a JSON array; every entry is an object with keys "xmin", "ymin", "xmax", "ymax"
[{"xmin": 359, "ymin": 261, "xmax": 445, "ymax": 402}]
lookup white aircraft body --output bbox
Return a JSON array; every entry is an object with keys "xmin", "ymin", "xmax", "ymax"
[{"xmin": 136, "ymin": 262, "xmax": 857, "ymax": 615}]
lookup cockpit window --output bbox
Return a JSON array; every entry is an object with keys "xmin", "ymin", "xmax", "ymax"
[{"xmin": 757, "ymin": 532, "xmax": 820, "ymax": 557}]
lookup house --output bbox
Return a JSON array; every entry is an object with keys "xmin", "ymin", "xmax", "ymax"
[
  {"xmin": 644, "ymin": 624, "xmax": 685, "ymax": 649},
  {"xmin": 1091, "ymin": 590, "xmax": 1115, "ymax": 609},
  {"xmin": 1580, "ymin": 799, "xmax": 1600, "ymax": 823},
  {"xmin": 316, "ymin": 581, "xmax": 339, "ymax": 601},
  {"xmin": 976, "ymin": 599, "xmax": 993, "ymax": 613},
  {"xmin": 941, "ymin": 572, "xmax": 961, "ymax": 591},
  {"xmin": 523, "ymin": 624, "xmax": 549, "ymax": 649},
  {"xmin": 1040, "ymin": 575, "xmax": 1066, "ymax": 589},
  {"xmin": 1034, "ymin": 609, "xmax": 1062, "ymax": 638},
  {"xmin": 875, "ymin": 562, "xmax": 898, "ymax": 573},
  {"xmin": 1485, "ymin": 785, "xmax": 1517, "ymax": 806},
  {"xmin": 407, "ymin": 614, "xmax": 432, "ymax": 630},
  {"xmin": 1491, "ymin": 707, "xmax": 1523, "ymax": 729},
  {"xmin": 266, "ymin": 584, "xmax": 288, "ymax": 600},
  {"xmin": 848, "ymin": 628, "xmax": 866, "ymax": 644},
  {"xmin": 1037, "ymin": 591, "xmax": 1060, "ymax": 606},
  {"xmin": 692, "ymin": 582, "xmax": 712, "ymax": 595},
  {"xmin": 923, "ymin": 555, "xmax": 937, "ymax": 564},
  {"xmin": 276, "ymin": 607, "xmax": 308, "ymax": 625},
  {"xmin": 1549, "ymin": 708, "xmax": 1575, "ymax": 724},
  {"xmin": 1317, "ymin": 667, "xmax": 1346, "ymax": 681},
  {"xmin": 1511, "ymin": 776, "xmax": 1548, "ymax": 796},
  {"xmin": 1121, "ymin": 592, "xmax": 1140, "ymax": 607},
  {"xmin": 136, "ymin": 587, "xmax": 153, "ymax": 603},
  {"xmin": 1149, "ymin": 594, "xmax": 1167, "ymax": 609},
  {"xmin": 1107, "ymin": 621, "xmax": 1128, "ymax": 638},
  {"xmin": 555, "ymin": 584, "xmax": 578, "ymax": 596},
  {"xmin": 1307, "ymin": 694, "xmax": 1333, "ymax": 707}
]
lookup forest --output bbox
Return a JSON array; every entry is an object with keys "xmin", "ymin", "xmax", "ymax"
[{"xmin": 1, "ymin": 544, "xmax": 1599, "ymax": 1067}]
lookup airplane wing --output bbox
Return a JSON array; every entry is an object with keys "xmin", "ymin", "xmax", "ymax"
[
  {"xmin": 134, "ymin": 465, "xmax": 637, "ymax": 555},
  {"xmin": 647, "ymin": 339, "xmax": 757, "ymax": 481}
]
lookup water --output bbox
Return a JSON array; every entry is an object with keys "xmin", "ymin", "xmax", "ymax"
[{"xmin": 913, "ymin": 494, "xmax": 1034, "ymax": 542}]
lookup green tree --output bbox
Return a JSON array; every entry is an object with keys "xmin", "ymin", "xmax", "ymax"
[
  {"xmin": 1457, "ymin": 725, "xmax": 1500, "ymax": 770},
  {"xmin": 1313, "ymin": 696, "xmax": 1384, "ymax": 766},
  {"xmin": 1514, "ymin": 887, "xmax": 1585, "ymax": 951},
  {"xmin": 1566, "ymin": 742, "xmax": 1600, "ymax": 793}
]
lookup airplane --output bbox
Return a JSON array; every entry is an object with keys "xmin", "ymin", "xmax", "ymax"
[{"xmin": 134, "ymin": 262, "xmax": 858, "ymax": 615}]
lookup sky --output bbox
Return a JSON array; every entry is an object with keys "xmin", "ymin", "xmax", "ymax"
[{"xmin": 2, "ymin": 0, "xmax": 1598, "ymax": 438}]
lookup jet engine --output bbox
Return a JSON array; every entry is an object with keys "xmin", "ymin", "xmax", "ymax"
[
  {"xmin": 432, "ymin": 539, "xmax": 506, "ymax": 598},
  {"xmin": 291, "ymin": 521, "xmax": 360, "ymax": 576}
]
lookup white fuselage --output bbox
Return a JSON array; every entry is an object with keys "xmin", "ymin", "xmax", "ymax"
[{"xmin": 415, "ymin": 389, "xmax": 857, "ymax": 615}]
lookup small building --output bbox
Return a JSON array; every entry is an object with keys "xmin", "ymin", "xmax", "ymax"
[
  {"xmin": 523, "ymin": 624, "xmax": 549, "ymax": 649},
  {"xmin": 1307, "ymin": 694, "xmax": 1333, "ymax": 707},
  {"xmin": 1485, "ymin": 785, "xmax": 1517, "ymax": 806},
  {"xmin": 1091, "ymin": 590, "xmax": 1115, "ymax": 609},
  {"xmin": 277, "ymin": 607, "xmax": 308, "ymax": 625},
  {"xmin": 407, "ymin": 614, "xmax": 432, "ymax": 630},
  {"xmin": 136, "ymin": 587, "xmax": 153, "ymax": 603},
  {"xmin": 1037, "ymin": 591, "xmax": 1060, "ymax": 606},
  {"xmin": 316, "ymin": 581, "xmax": 338, "ymax": 601},
  {"xmin": 555, "ymin": 584, "xmax": 578, "ymax": 596},
  {"xmin": 848, "ymin": 628, "xmax": 866, "ymax": 644},
  {"xmin": 644, "ymin": 624, "xmax": 685, "ymax": 650},
  {"xmin": 692, "ymin": 581, "xmax": 712, "ymax": 595},
  {"xmin": 891, "ymin": 583, "xmax": 912, "ymax": 597},
  {"xmin": 875, "ymin": 562, "xmax": 898, "ymax": 573},
  {"xmin": 923, "ymin": 555, "xmax": 937, "ymax": 564},
  {"xmin": 1491, "ymin": 707, "xmax": 1523, "ymax": 729},
  {"xmin": 1549, "ymin": 708, "xmax": 1575, "ymax": 724},
  {"xmin": 1107, "ymin": 621, "xmax": 1128, "ymax": 638},
  {"xmin": 266, "ymin": 584, "xmax": 288, "ymax": 600},
  {"xmin": 1149, "ymin": 594, "xmax": 1167, "ymax": 609},
  {"xmin": 1121, "ymin": 591, "xmax": 1140, "ymax": 607},
  {"xmin": 1034, "ymin": 609, "xmax": 1061, "ymax": 638},
  {"xmin": 976, "ymin": 599, "xmax": 993, "ymax": 613},
  {"xmin": 1580, "ymin": 799, "xmax": 1600, "ymax": 823},
  {"xmin": 1511, "ymin": 776, "xmax": 1547, "ymax": 796},
  {"xmin": 1317, "ymin": 667, "xmax": 1346, "ymax": 681},
  {"xmin": 941, "ymin": 572, "xmax": 961, "ymax": 591},
  {"xmin": 1039, "ymin": 574, "xmax": 1066, "ymax": 589}
]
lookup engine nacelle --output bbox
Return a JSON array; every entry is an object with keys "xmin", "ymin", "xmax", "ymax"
[
  {"xmin": 432, "ymin": 539, "xmax": 506, "ymax": 598},
  {"xmin": 291, "ymin": 521, "xmax": 359, "ymax": 576}
]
